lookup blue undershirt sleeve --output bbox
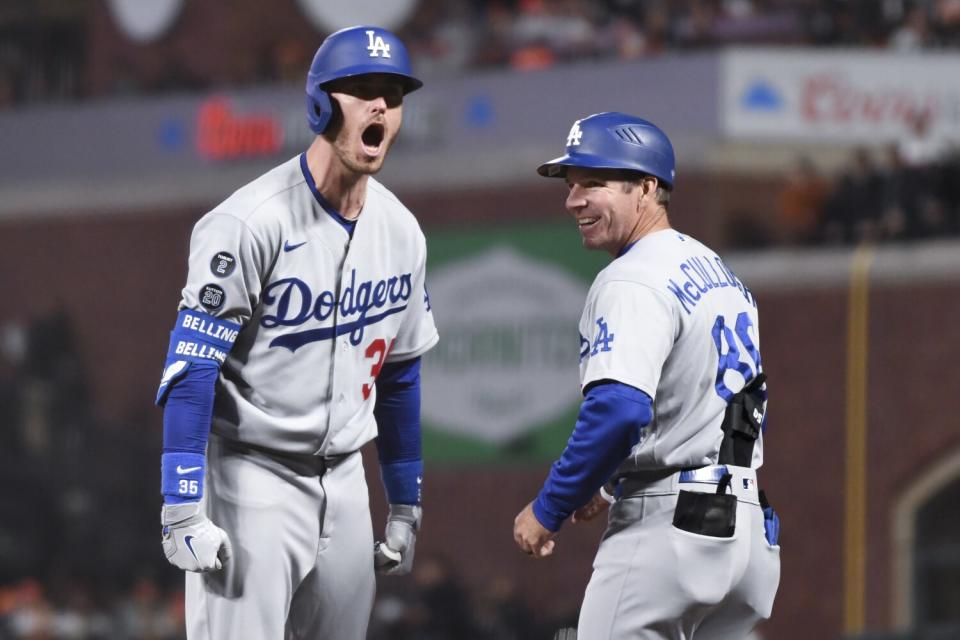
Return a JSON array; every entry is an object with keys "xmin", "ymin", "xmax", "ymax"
[
  {"xmin": 532, "ymin": 381, "xmax": 653, "ymax": 532},
  {"xmin": 374, "ymin": 357, "xmax": 423, "ymax": 505}
]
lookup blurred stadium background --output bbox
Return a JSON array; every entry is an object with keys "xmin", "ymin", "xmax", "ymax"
[{"xmin": 2, "ymin": 0, "xmax": 960, "ymax": 638}]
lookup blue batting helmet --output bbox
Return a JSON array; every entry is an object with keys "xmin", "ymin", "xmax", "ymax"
[
  {"xmin": 537, "ymin": 112, "xmax": 676, "ymax": 188},
  {"xmin": 306, "ymin": 25, "xmax": 423, "ymax": 134}
]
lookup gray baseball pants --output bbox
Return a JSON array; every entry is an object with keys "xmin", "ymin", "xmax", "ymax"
[
  {"xmin": 578, "ymin": 466, "xmax": 781, "ymax": 639},
  {"xmin": 185, "ymin": 434, "xmax": 375, "ymax": 639}
]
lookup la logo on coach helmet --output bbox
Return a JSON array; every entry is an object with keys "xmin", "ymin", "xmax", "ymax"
[
  {"xmin": 566, "ymin": 120, "xmax": 583, "ymax": 147},
  {"xmin": 366, "ymin": 30, "xmax": 391, "ymax": 58}
]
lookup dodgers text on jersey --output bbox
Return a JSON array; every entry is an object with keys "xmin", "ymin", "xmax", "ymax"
[{"xmin": 261, "ymin": 268, "xmax": 413, "ymax": 351}]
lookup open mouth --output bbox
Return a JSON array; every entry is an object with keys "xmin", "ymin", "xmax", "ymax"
[
  {"xmin": 577, "ymin": 216, "xmax": 600, "ymax": 230},
  {"xmin": 361, "ymin": 123, "xmax": 385, "ymax": 154}
]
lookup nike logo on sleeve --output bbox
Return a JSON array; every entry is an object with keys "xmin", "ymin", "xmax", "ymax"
[
  {"xmin": 283, "ymin": 240, "xmax": 308, "ymax": 252},
  {"xmin": 176, "ymin": 465, "xmax": 203, "ymax": 474}
]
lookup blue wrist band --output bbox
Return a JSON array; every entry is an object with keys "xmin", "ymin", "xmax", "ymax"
[{"xmin": 161, "ymin": 452, "xmax": 206, "ymax": 503}]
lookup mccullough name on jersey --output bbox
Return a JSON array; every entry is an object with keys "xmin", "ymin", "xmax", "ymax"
[{"xmin": 665, "ymin": 255, "xmax": 755, "ymax": 315}]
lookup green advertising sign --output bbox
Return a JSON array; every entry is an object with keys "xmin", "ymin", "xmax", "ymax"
[{"xmin": 421, "ymin": 222, "xmax": 607, "ymax": 464}]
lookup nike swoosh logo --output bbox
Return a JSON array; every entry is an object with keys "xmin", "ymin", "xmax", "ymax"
[
  {"xmin": 283, "ymin": 240, "xmax": 307, "ymax": 252},
  {"xmin": 184, "ymin": 535, "xmax": 200, "ymax": 562},
  {"xmin": 161, "ymin": 360, "xmax": 187, "ymax": 384},
  {"xmin": 176, "ymin": 465, "xmax": 202, "ymax": 474}
]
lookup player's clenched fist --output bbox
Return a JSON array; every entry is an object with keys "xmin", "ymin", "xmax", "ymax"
[
  {"xmin": 161, "ymin": 502, "xmax": 233, "ymax": 572},
  {"xmin": 374, "ymin": 504, "xmax": 421, "ymax": 575},
  {"xmin": 513, "ymin": 501, "xmax": 557, "ymax": 558}
]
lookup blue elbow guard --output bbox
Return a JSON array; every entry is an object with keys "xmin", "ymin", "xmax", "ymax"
[{"xmin": 156, "ymin": 309, "xmax": 241, "ymax": 405}]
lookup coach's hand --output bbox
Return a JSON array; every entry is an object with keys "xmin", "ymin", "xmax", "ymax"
[
  {"xmin": 514, "ymin": 501, "xmax": 556, "ymax": 558},
  {"xmin": 161, "ymin": 502, "xmax": 233, "ymax": 572},
  {"xmin": 375, "ymin": 504, "xmax": 421, "ymax": 576}
]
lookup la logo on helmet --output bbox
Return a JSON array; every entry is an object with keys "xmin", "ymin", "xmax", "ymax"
[
  {"xmin": 566, "ymin": 121, "xmax": 583, "ymax": 147},
  {"xmin": 365, "ymin": 30, "xmax": 392, "ymax": 58}
]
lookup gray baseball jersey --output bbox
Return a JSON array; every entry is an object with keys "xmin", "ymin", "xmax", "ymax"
[
  {"xmin": 576, "ymin": 229, "xmax": 779, "ymax": 638},
  {"xmin": 176, "ymin": 154, "xmax": 437, "ymax": 638},
  {"xmin": 579, "ymin": 229, "xmax": 764, "ymax": 472},
  {"xmin": 181, "ymin": 155, "xmax": 438, "ymax": 455}
]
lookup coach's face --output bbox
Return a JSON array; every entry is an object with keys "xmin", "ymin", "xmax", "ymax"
[
  {"xmin": 325, "ymin": 73, "xmax": 404, "ymax": 175},
  {"xmin": 565, "ymin": 167, "xmax": 646, "ymax": 256}
]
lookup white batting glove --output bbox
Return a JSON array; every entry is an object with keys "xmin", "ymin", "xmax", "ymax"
[
  {"xmin": 161, "ymin": 502, "xmax": 233, "ymax": 572},
  {"xmin": 374, "ymin": 504, "xmax": 421, "ymax": 576}
]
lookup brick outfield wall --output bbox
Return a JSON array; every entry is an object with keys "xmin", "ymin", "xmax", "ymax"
[{"xmin": 2, "ymin": 202, "xmax": 958, "ymax": 639}]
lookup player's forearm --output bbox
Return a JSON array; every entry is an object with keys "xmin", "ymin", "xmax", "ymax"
[
  {"xmin": 157, "ymin": 309, "xmax": 239, "ymax": 504},
  {"xmin": 162, "ymin": 365, "xmax": 217, "ymax": 453},
  {"xmin": 533, "ymin": 382, "xmax": 652, "ymax": 531},
  {"xmin": 160, "ymin": 364, "xmax": 217, "ymax": 504},
  {"xmin": 374, "ymin": 357, "xmax": 423, "ymax": 505}
]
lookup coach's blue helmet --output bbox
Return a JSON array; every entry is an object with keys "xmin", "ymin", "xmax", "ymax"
[
  {"xmin": 306, "ymin": 25, "xmax": 423, "ymax": 134},
  {"xmin": 537, "ymin": 112, "xmax": 676, "ymax": 188}
]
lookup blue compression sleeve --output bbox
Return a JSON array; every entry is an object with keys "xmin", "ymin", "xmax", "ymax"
[
  {"xmin": 532, "ymin": 382, "xmax": 653, "ymax": 532},
  {"xmin": 374, "ymin": 357, "xmax": 423, "ymax": 505},
  {"xmin": 163, "ymin": 365, "xmax": 217, "ymax": 454},
  {"xmin": 157, "ymin": 310, "xmax": 240, "ymax": 503},
  {"xmin": 161, "ymin": 366, "xmax": 217, "ymax": 503}
]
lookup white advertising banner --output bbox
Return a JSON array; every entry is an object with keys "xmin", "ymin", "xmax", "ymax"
[{"xmin": 722, "ymin": 48, "xmax": 960, "ymax": 142}]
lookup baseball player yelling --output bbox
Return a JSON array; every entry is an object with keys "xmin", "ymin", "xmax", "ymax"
[
  {"xmin": 513, "ymin": 112, "xmax": 781, "ymax": 639},
  {"xmin": 155, "ymin": 26, "xmax": 438, "ymax": 639}
]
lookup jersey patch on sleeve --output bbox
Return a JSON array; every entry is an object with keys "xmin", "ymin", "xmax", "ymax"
[
  {"xmin": 199, "ymin": 283, "xmax": 226, "ymax": 310},
  {"xmin": 210, "ymin": 252, "xmax": 236, "ymax": 278}
]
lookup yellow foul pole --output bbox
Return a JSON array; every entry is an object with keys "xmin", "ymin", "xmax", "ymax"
[{"xmin": 843, "ymin": 245, "xmax": 875, "ymax": 635}]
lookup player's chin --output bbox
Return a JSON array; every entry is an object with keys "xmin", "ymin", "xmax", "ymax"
[
  {"xmin": 361, "ymin": 158, "xmax": 387, "ymax": 174},
  {"xmin": 348, "ymin": 152, "xmax": 387, "ymax": 175},
  {"xmin": 579, "ymin": 232, "xmax": 604, "ymax": 251}
]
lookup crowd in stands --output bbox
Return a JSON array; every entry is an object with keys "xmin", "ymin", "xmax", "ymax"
[
  {"xmin": 0, "ymin": 309, "xmax": 169, "ymax": 639},
  {"xmin": 773, "ymin": 109, "xmax": 960, "ymax": 247},
  {"xmin": 403, "ymin": 0, "xmax": 960, "ymax": 75},
  {"xmin": 3, "ymin": 0, "xmax": 960, "ymax": 109},
  {"xmin": 0, "ymin": 556, "xmax": 570, "ymax": 639}
]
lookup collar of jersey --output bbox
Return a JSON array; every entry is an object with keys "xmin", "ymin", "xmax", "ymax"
[
  {"xmin": 616, "ymin": 240, "xmax": 639, "ymax": 258},
  {"xmin": 299, "ymin": 153, "xmax": 357, "ymax": 236}
]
